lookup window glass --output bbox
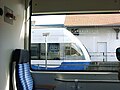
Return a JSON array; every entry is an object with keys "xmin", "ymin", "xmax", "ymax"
[
  {"xmin": 30, "ymin": 14, "xmax": 120, "ymax": 71},
  {"xmin": 64, "ymin": 43, "xmax": 85, "ymax": 60},
  {"xmin": 31, "ymin": 44, "xmax": 39, "ymax": 59}
]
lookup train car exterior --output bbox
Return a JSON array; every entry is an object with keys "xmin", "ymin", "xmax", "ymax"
[{"xmin": 31, "ymin": 28, "xmax": 91, "ymax": 70}]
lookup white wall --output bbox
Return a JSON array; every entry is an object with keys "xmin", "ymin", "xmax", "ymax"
[
  {"xmin": 77, "ymin": 27, "xmax": 120, "ymax": 52},
  {"xmin": 0, "ymin": 0, "xmax": 25, "ymax": 89},
  {"xmin": 76, "ymin": 27, "xmax": 120, "ymax": 61}
]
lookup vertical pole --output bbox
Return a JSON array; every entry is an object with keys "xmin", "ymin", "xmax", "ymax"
[
  {"xmin": 45, "ymin": 36, "xmax": 47, "ymax": 69},
  {"xmin": 114, "ymin": 28, "xmax": 120, "ymax": 39},
  {"xmin": 43, "ymin": 33, "xmax": 49, "ymax": 70},
  {"xmin": 74, "ymin": 79, "xmax": 79, "ymax": 90},
  {"xmin": 103, "ymin": 52, "xmax": 104, "ymax": 62}
]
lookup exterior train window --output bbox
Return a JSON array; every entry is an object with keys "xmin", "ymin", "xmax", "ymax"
[
  {"xmin": 30, "ymin": 14, "xmax": 120, "ymax": 71},
  {"xmin": 31, "ymin": 44, "xmax": 40, "ymax": 59},
  {"xmin": 64, "ymin": 43, "xmax": 85, "ymax": 60},
  {"xmin": 31, "ymin": 43, "xmax": 85, "ymax": 60}
]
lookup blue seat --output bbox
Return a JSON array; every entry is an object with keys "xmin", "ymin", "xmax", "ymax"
[{"xmin": 12, "ymin": 49, "xmax": 56, "ymax": 90}]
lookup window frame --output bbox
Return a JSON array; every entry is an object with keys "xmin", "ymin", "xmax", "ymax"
[{"xmin": 29, "ymin": 1, "xmax": 120, "ymax": 72}]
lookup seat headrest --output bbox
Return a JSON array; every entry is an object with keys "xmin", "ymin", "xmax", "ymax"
[{"xmin": 12, "ymin": 49, "xmax": 29, "ymax": 64}]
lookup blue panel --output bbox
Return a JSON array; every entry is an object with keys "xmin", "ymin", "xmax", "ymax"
[
  {"xmin": 31, "ymin": 62, "xmax": 90, "ymax": 70},
  {"xmin": 59, "ymin": 62, "xmax": 90, "ymax": 70}
]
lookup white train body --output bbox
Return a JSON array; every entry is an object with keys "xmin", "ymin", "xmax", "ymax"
[{"xmin": 31, "ymin": 28, "xmax": 90, "ymax": 69}]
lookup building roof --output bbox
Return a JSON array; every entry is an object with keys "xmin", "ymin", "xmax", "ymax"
[{"xmin": 64, "ymin": 14, "xmax": 120, "ymax": 27}]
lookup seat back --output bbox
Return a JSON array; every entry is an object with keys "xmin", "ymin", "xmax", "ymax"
[
  {"xmin": 12, "ymin": 49, "xmax": 33, "ymax": 90},
  {"xmin": 23, "ymin": 62, "xmax": 33, "ymax": 90}
]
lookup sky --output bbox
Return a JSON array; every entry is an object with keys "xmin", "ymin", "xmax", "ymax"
[{"xmin": 31, "ymin": 15, "xmax": 66, "ymax": 25}]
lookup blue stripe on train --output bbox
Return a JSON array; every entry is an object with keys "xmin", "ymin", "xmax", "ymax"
[
  {"xmin": 31, "ymin": 62, "xmax": 90, "ymax": 70},
  {"xmin": 59, "ymin": 62, "xmax": 90, "ymax": 70}
]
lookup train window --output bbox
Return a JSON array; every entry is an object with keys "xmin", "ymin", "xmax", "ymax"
[
  {"xmin": 31, "ymin": 43, "xmax": 85, "ymax": 60},
  {"xmin": 64, "ymin": 43, "xmax": 85, "ymax": 60},
  {"xmin": 31, "ymin": 44, "xmax": 40, "ymax": 59},
  {"xmin": 30, "ymin": 14, "xmax": 120, "ymax": 71}
]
